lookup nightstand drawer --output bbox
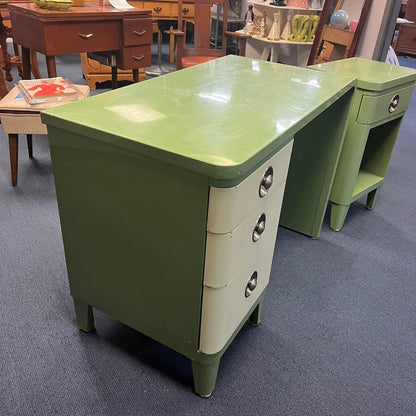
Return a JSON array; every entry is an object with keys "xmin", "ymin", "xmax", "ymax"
[
  {"xmin": 357, "ymin": 84, "xmax": 414, "ymax": 125},
  {"xmin": 199, "ymin": 246, "xmax": 274, "ymax": 355},
  {"xmin": 123, "ymin": 19, "xmax": 153, "ymax": 46},
  {"xmin": 204, "ymin": 183, "xmax": 285, "ymax": 288},
  {"xmin": 207, "ymin": 140, "xmax": 293, "ymax": 234},
  {"xmin": 118, "ymin": 45, "xmax": 152, "ymax": 69}
]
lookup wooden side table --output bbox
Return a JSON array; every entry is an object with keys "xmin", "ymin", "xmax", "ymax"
[{"xmin": 0, "ymin": 85, "xmax": 89, "ymax": 186}]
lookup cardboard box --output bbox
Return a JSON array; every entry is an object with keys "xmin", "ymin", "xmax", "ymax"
[{"xmin": 0, "ymin": 85, "xmax": 90, "ymax": 135}]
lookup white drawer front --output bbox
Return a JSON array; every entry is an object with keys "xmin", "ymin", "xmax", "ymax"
[
  {"xmin": 199, "ymin": 239, "xmax": 277, "ymax": 354},
  {"xmin": 204, "ymin": 183, "xmax": 286, "ymax": 288},
  {"xmin": 207, "ymin": 140, "xmax": 293, "ymax": 234}
]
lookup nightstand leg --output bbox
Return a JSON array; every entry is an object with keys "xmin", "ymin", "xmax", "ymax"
[
  {"xmin": 248, "ymin": 297, "xmax": 264, "ymax": 326},
  {"xmin": 191, "ymin": 358, "xmax": 221, "ymax": 398},
  {"xmin": 330, "ymin": 203, "xmax": 350, "ymax": 231},
  {"xmin": 26, "ymin": 134, "xmax": 33, "ymax": 158},
  {"xmin": 366, "ymin": 188, "xmax": 380, "ymax": 210},
  {"xmin": 73, "ymin": 298, "xmax": 95, "ymax": 332}
]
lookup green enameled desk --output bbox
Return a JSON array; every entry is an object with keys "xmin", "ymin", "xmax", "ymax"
[
  {"xmin": 41, "ymin": 55, "xmax": 355, "ymax": 397},
  {"xmin": 311, "ymin": 58, "xmax": 416, "ymax": 231}
]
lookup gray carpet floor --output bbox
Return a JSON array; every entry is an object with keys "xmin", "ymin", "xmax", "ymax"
[{"xmin": 0, "ymin": 48, "xmax": 415, "ymax": 415}]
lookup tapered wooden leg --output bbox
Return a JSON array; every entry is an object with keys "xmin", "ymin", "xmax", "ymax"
[
  {"xmin": 73, "ymin": 298, "xmax": 95, "ymax": 332},
  {"xmin": 191, "ymin": 358, "xmax": 221, "ymax": 398},
  {"xmin": 8, "ymin": 133, "xmax": 18, "ymax": 187},
  {"xmin": 26, "ymin": 134, "xmax": 33, "ymax": 158},
  {"xmin": 248, "ymin": 297, "xmax": 264, "ymax": 327},
  {"xmin": 330, "ymin": 203, "xmax": 350, "ymax": 232},
  {"xmin": 366, "ymin": 188, "xmax": 380, "ymax": 210}
]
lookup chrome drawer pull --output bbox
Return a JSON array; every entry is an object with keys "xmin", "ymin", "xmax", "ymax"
[
  {"xmin": 153, "ymin": 7, "xmax": 162, "ymax": 13},
  {"xmin": 133, "ymin": 55, "xmax": 145, "ymax": 61},
  {"xmin": 78, "ymin": 33, "xmax": 94, "ymax": 39},
  {"xmin": 133, "ymin": 30, "xmax": 146, "ymax": 37},
  {"xmin": 389, "ymin": 94, "xmax": 400, "ymax": 113},
  {"xmin": 259, "ymin": 167, "xmax": 273, "ymax": 197},
  {"xmin": 245, "ymin": 272, "xmax": 258, "ymax": 298},
  {"xmin": 252, "ymin": 214, "xmax": 266, "ymax": 242}
]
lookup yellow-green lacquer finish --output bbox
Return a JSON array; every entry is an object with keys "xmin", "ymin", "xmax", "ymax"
[{"xmin": 42, "ymin": 55, "xmax": 356, "ymax": 397}]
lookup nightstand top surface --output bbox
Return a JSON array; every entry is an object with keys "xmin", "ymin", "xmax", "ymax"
[
  {"xmin": 311, "ymin": 57, "xmax": 416, "ymax": 91},
  {"xmin": 42, "ymin": 55, "xmax": 355, "ymax": 181}
]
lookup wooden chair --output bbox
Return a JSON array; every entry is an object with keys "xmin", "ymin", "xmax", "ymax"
[{"xmin": 174, "ymin": 0, "xmax": 247, "ymax": 70}]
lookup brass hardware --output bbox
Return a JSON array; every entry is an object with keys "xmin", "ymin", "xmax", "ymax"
[
  {"xmin": 153, "ymin": 7, "xmax": 162, "ymax": 13},
  {"xmin": 389, "ymin": 94, "xmax": 399, "ymax": 113},
  {"xmin": 78, "ymin": 33, "xmax": 93, "ymax": 39},
  {"xmin": 252, "ymin": 214, "xmax": 266, "ymax": 242},
  {"xmin": 245, "ymin": 272, "xmax": 258, "ymax": 297},
  {"xmin": 133, "ymin": 30, "xmax": 146, "ymax": 37},
  {"xmin": 182, "ymin": 7, "xmax": 189, "ymax": 14},
  {"xmin": 259, "ymin": 167, "xmax": 273, "ymax": 197}
]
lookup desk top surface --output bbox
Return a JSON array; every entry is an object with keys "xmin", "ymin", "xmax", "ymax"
[
  {"xmin": 42, "ymin": 55, "xmax": 356, "ymax": 182},
  {"xmin": 312, "ymin": 57, "xmax": 416, "ymax": 91},
  {"xmin": 7, "ymin": 2, "xmax": 151, "ymax": 19}
]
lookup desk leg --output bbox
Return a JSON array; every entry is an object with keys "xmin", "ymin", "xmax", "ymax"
[
  {"xmin": 21, "ymin": 46, "xmax": 31, "ymax": 79},
  {"xmin": 45, "ymin": 55, "xmax": 57, "ymax": 78},
  {"xmin": 132, "ymin": 68, "xmax": 139, "ymax": 83},
  {"xmin": 8, "ymin": 133, "xmax": 18, "ymax": 187}
]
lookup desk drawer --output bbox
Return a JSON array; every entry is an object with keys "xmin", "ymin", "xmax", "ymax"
[
  {"xmin": 118, "ymin": 45, "xmax": 151, "ymax": 69},
  {"xmin": 199, "ymin": 242, "xmax": 274, "ymax": 354},
  {"xmin": 204, "ymin": 183, "xmax": 285, "ymax": 288},
  {"xmin": 146, "ymin": 2, "xmax": 172, "ymax": 17},
  {"xmin": 171, "ymin": 4, "xmax": 195, "ymax": 18},
  {"xmin": 207, "ymin": 140, "xmax": 293, "ymax": 233},
  {"xmin": 357, "ymin": 84, "xmax": 414, "ymax": 125},
  {"xmin": 44, "ymin": 21, "xmax": 120, "ymax": 54},
  {"xmin": 123, "ymin": 19, "xmax": 153, "ymax": 46}
]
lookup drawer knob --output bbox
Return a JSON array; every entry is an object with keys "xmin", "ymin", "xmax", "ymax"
[
  {"xmin": 78, "ymin": 33, "xmax": 94, "ymax": 39},
  {"xmin": 253, "ymin": 214, "xmax": 266, "ymax": 242},
  {"xmin": 259, "ymin": 167, "xmax": 273, "ymax": 197},
  {"xmin": 133, "ymin": 30, "xmax": 146, "ymax": 37},
  {"xmin": 389, "ymin": 95, "xmax": 400, "ymax": 113},
  {"xmin": 245, "ymin": 272, "xmax": 258, "ymax": 297}
]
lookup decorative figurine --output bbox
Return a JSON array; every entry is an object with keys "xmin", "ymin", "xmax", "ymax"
[
  {"xmin": 310, "ymin": 0, "xmax": 321, "ymax": 9},
  {"xmin": 290, "ymin": 14, "xmax": 310, "ymax": 42},
  {"xmin": 243, "ymin": 5, "xmax": 255, "ymax": 35},
  {"xmin": 267, "ymin": 12, "xmax": 281, "ymax": 40},
  {"xmin": 270, "ymin": 0, "xmax": 286, "ymax": 5},
  {"xmin": 280, "ymin": 11, "xmax": 292, "ymax": 40},
  {"xmin": 258, "ymin": 13, "xmax": 267, "ymax": 38}
]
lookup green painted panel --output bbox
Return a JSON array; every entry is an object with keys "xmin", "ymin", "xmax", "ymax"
[
  {"xmin": 48, "ymin": 126, "xmax": 208, "ymax": 358},
  {"xmin": 312, "ymin": 57, "xmax": 416, "ymax": 91},
  {"xmin": 42, "ymin": 55, "xmax": 356, "ymax": 184}
]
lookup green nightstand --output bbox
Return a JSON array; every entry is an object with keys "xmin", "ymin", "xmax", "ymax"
[
  {"xmin": 41, "ymin": 56, "xmax": 355, "ymax": 396},
  {"xmin": 311, "ymin": 58, "xmax": 416, "ymax": 231}
]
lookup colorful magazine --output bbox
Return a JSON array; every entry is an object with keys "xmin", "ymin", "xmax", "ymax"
[{"xmin": 18, "ymin": 77, "xmax": 79, "ymax": 104}]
